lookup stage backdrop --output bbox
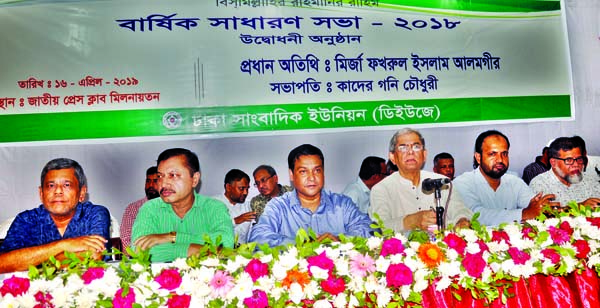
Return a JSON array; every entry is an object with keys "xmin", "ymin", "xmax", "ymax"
[{"xmin": 0, "ymin": 0, "xmax": 572, "ymax": 144}]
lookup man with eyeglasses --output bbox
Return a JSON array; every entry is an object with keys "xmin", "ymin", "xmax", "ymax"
[
  {"xmin": 370, "ymin": 128, "xmax": 472, "ymax": 232},
  {"xmin": 213, "ymin": 169, "xmax": 255, "ymax": 245},
  {"xmin": 0, "ymin": 158, "xmax": 110, "ymax": 273},
  {"xmin": 250, "ymin": 165, "xmax": 293, "ymax": 221},
  {"xmin": 530, "ymin": 137, "xmax": 600, "ymax": 207},
  {"xmin": 454, "ymin": 130, "xmax": 556, "ymax": 226},
  {"xmin": 342, "ymin": 156, "xmax": 387, "ymax": 214}
]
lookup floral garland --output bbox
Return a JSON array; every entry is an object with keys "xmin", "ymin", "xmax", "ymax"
[{"xmin": 2, "ymin": 203, "xmax": 600, "ymax": 308}]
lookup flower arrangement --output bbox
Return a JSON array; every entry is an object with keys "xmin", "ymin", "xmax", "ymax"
[{"xmin": 2, "ymin": 202, "xmax": 600, "ymax": 307}]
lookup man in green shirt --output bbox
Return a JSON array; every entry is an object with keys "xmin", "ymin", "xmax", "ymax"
[{"xmin": 132, "ymin": 148, "xmax": 234, "ymax": 262}]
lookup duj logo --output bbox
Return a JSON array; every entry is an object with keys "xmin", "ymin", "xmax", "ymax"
[{"xmin": 162, "ymin": 111, "xmax": 182, "ymax": 129}]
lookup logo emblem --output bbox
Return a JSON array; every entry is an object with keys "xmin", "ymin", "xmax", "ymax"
[{"xmin": 162, "ymin": 111, "xmax": 182, "ymax": 129}]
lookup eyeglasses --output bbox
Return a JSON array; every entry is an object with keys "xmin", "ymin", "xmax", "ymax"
[
  {"xmin": 553, "ymin": 156, "xmax": 585, "ymax": 165},
  {"xmin": 254, "ymin": 175, "xmax": 274, "ymax": 187},
  {"xmin": 396, "ymin": 143, "xmax": 424, "ymax": 153}
]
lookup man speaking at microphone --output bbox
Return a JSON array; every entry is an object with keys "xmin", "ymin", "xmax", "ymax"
[{"xmin": 369, "ymin": 128, "xmax": 472, "ymax": 232}]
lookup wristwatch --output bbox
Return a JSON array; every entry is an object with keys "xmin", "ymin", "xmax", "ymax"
[{"xmin": 169, "ymin": 231, "xmax": 176, "ymax": 243}]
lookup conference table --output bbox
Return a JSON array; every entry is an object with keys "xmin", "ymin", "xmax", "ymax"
[
  {"xmin": 2, "ymin": 263, "xmax": 598, "ymax": 307},
  {"xmin": 2, "ymin": 213, "xmax": 600, "ymax": 307}
]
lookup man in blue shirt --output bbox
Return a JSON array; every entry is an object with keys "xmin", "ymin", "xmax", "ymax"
[
  {"xmin": 342, "ymin": 156, "xmax": 387, "ymax": 214},
  {"xmin": 0, "ymin": 158, "xmax": 110, "ymax": 273},
  {"xmin": 248, "ymin": 144, "xmax": 373, "ymax": 247}
]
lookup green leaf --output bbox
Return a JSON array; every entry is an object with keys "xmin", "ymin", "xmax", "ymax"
[
  {"xmin": 308, "ymin": 228, "xmax": 318, "ymax": 240},
  {"xmin": 96, "ymin": 298, "xmax": 113, "ymax": 307},
  {"xmin": 236, "ymin": 242, "xmax": 257, "ymax": 259},
  {"xmin": 407, "ymin": 291, "xmax": 422, "ymax": 303},
  {"xmin": 535, "ymin": 231, "xmax": 549, "ymax": 245},
  {"xmin": 407, "ymin": 229, "xmax": 430, "ymax": 244},
  {"xmin": 295, "ymin": 228, "xmax": 308, "ymax": 246},
  {"xmin": 28, "ymin": 265, "xmax": 40, "ymax": 280}
]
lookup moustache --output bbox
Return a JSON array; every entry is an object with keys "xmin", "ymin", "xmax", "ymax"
[{"xmin": 160, "ymin": 188, "xmax": 174, "ymax": 195}]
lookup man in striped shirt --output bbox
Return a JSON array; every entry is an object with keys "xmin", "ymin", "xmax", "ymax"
[
  {"xmin": 120, "ymin": 166, "xmax": 159, "ymax": 253},
  {"xmin": 132, "ymin": 148, "xmax": 234, "ymax": 262}
]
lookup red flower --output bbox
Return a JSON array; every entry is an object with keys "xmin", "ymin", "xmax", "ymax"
[
  {"xmin": 508, "ymin": 247, "xmax": 531, "ymax": 265},
  {"xmin": 522, "ymin": 227, "xmax": 536, "ymax": 240},
  {"xmin": 380, "ymin": 238, "xmax": 405, "ymax": 257},
  {"xmin": 244, "ymin": 290, "xmax": 269, "ymax": 308},
  {"xmin": 559, "ymin": 221, "xmax": 573, "ymax": 235},
  {"xmin": 0, "ymin": 275, "xmax": 30, "ymax": 297},
  {"xmin": 81, "ymin": 267, "xmax": 105, "ymax": 285},
  {"xmin": 586, "ymin": 217, "xmax": 600, "ymax": 228},
  {"xmin": 307, "ymin": 251, "xmax": 335, "ymax": 275},
  {"xmin": 113, "ymin": 287, "xmax": 136, "ymax": 308},
  {"xmin": 476, "ymin": 240, "xmax": 490, "ymax": 254},
  {"xmin": 573, "ymin": 240, "xmax": 591, "ymax": 259},
  {"xmin": 548, "ymin": 226, "xmax": 570, "ymax": 245},
  {"xmin": 320, "ymin": 275, "xmax": 346, "ymax": 295},
  {"xmin": 34, "ymin": 291, "xmax": 54, "ymax": 308},
  {"xmin": 492, "ymin": 230, "xmax": 510, "ymax": 244},
  {"xmin": 541, "ymin": 248, "xmax": 561, "ymax": 264},
  {"xmin": 385, "ymin": 263, "xmax": 413, "ymax": 287},
  {"xmin": 167, "ymin": 294, "xmax": 191, "ymax": 308},
  {"xmin": 443, "ymin": 233, "xmax": 466, "ymax": 255},
  {"xmin": 462, "ymin": 253, "xmax": 486, "ymax": 278},
  {"xmin": 154, "ymin": 269, "xmax": 182, "ymax": 290},
  {"xmin": 245, "ymin": 259, "xmax": 269, "ymax": 282}
]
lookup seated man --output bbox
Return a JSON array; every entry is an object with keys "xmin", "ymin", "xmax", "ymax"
[
  {"xmin": 249, "ymin": 144, "xmax": 373, "ymax": 247},
  {"xmin": 454, "ymin": 130, "xmax": 556, "ymax": 226},
  {"xmin": 370, "ymin": 129, "xmax": 471, "ymax": 232},
  {"xmin": 132, "ymin": 148, "xmax": 234, "ymax": 262},
  {"xmin": 0, "ymin": 158, "xmax": 110, "ymax": 273},
  {"xmin": 522, "ymin": 144, "xmax": 551, "ymax": 185},
  {"xmin": 432, "ymin": 152, "xmax": 456, "ymax": 180},
  {"xmin": 250, "ymin": 165, "xmax": 293, "ymax": 221},
  {"xmin": 214, "ymin": 169, "xmax": 254, "ymax": 245},
  {"xmin": 120, "ymin": 166, "xmax": 160, "ymax": 252},
  {"xmin": 530, "ymin": 137, "xmax": 600, "ymax": 207},
  {"xmin": 342, "ymin": 156, "xmax": 387, "ymax": 214}
]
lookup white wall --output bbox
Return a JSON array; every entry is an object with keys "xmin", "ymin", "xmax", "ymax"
[{"xmin": 0, "ymin": 1, "xmax": 598, "ymax": 225}]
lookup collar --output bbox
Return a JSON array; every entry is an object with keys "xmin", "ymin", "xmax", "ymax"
[{"xmin": 290, "ymin": 190, "xmax": 332, "ymax": 214}]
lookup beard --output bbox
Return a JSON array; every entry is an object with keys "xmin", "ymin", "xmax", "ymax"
[
  {"xmin": 481, "ymin": 162, "xmax": 508, "ymax": 179},
  {"xmin": 146, "ymin": 188, "xmax": 160, "ymax": 200},
  {"xmin": 566, "ymin": 173, "xmax": 583, "ymax": 184},
  {"xmin": 556, "ymin": 168, "xmax": 583, "ymax": 184},
  {"xmin": 231, "ymin": 195, "xmax": 247, "ymax": 204}
]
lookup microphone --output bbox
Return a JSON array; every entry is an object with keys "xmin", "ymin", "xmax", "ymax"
[
  {"xmin": 423, "ymin": 178, "xmax": 451, "ymax": 230},
  {"xmin": 422, "ymin": 178, "xmax": 451, "ymax": 191}
]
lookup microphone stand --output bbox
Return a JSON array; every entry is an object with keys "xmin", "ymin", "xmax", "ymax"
[{"xmin": 434, "ymin": 185, "xmax": 445, "ymax": 231}]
